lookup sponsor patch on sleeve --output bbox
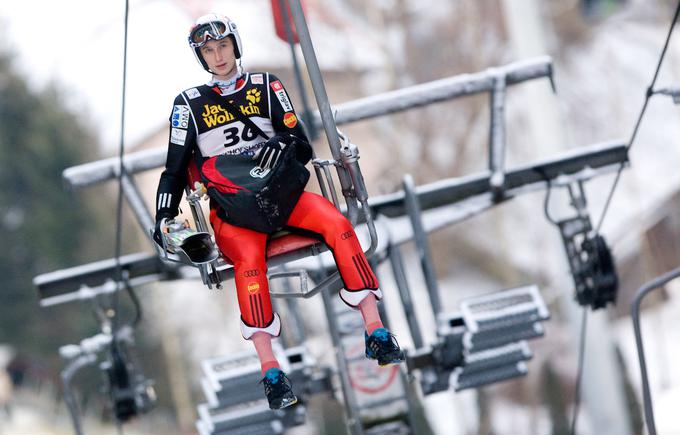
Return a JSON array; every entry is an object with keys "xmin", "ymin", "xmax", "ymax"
[
  {"xmin": 251, "ymin": 74, "xmax": 263, "ymax": 84},
  {"xmin": 185, "ymin": 88, "xmax": 201, "ymax": 99},
  {"xmin": 170, "ymin": 128, "xmax": 187, "ymax": 145},
  {"xmin": 283, "ymin": 112, "xmax": 298, "ymax": 128},
  {"xmin": 172, "ymin": 105, "xmax": 190, "ymax": 129},
  {"xmin": 247, "ymin": 282, "xmax": 260, "ymax": 293},
  {"xmin": 270, "ymin": 80, "xmax": 293, "ymax": 112}
]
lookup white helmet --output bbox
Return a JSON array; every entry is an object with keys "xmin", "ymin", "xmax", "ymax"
[{"xmin": 188, "ymin": 14, "xmax": 243, "ymax": 72}]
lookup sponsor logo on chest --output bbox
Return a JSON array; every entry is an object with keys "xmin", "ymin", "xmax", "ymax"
[
  {"xmin": 283, "ymin": 112, "xmax": 298, "ymax": 128},
  {"xmin": 251, "ymin": 74, "xmax": 264, "ymax": 85},
  {"xmin": 200, "ymin": 102, "xmax": 261, "ymax": 128},
  {"xmin": 270, "ymin": 80, "xmax": 293, "ymax": 112}
]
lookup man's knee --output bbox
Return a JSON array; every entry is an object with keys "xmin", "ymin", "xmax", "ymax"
[
  {"xmin": 339, "ymin": 288, "xmax": 383, "ymax": 308},
  {"xmin": 240, "ymin": 313, "xmax": 281, "ymax": 340},
  {"xmin": 321, "ymin": 214, "xmax": 355, "ymax": 243}
]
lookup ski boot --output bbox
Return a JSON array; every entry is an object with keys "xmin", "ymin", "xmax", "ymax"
[
  {"xmin": 365, "ymin": 328, "xmax": 405, "ymax": 366},
  {"xmin": 260, "ymin": 368, "xmax": 298, "ymax": 410}
]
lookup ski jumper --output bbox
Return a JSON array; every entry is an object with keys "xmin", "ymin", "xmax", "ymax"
[{"xmin": 155, "ymin": 72, "xmax": 382, "ymax": 338}]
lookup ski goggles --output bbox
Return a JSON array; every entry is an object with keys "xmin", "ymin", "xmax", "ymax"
[{"xmin": 188, "ymin": 21, "xmax": 230, "ymax": 48}]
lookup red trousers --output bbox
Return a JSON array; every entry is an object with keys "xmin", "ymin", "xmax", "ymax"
[{"xmin": 209, "ymin": 191, "xmax": 378, "ymax": 329}]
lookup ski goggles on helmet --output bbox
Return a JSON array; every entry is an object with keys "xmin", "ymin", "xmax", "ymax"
[{"xmin": 188, "ymin": 21, "xmax": 230, "ymax": 48}]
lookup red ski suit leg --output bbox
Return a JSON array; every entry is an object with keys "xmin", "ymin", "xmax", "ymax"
[
  {"xmin": 210, "ymin": 209, "xmax": 273, "ymax": 329},
  {"xmin": 209, "ymin": 192, "xmax": 379, "ymax": 331},
  {"xmin": 285, "ymin": 192, "xmax": 378, "ymax": 291}
]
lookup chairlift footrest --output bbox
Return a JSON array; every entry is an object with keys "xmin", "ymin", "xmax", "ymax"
[
  {"xmin": 459, "ymin": 285, "xmax": 550, "ymax": 334},
  {"xmin": 452, "ymin": 362, "xmax": 528, "ymax": 391},
  {"xmin": 464, "ymin": 322, "xmax": 544, "ymax": 352},
  {"xmin": 462, "ymin": 341, "xmax": 532, "ymax": 374}
]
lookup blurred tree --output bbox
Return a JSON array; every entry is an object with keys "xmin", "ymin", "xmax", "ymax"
[
  {"xmin": 342, "ymin": 0, "xmax": 507, "ymax": 186},
  {"xmin": 0, "ymin": 49, "xmax": 110, "ymax": 371},
  {"xmin": 580, "ymin": 0, "xmax": 627, "ymax": 20}
]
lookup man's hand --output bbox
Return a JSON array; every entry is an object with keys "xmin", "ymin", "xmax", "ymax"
[
  {"xmin": 152, "ymin": 214, "xmax": 173, "ymax": 248},
  {"xmin": 254, "ymin": 139, "xmax": 287, "ymax": 170}
]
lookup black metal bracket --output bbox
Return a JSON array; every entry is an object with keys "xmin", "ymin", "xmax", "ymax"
[{"xmin": 556, "ymin": 182, "xmax": 618, "ymax": 310}]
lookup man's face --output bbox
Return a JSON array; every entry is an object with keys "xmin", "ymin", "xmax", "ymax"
[{"xmin": 199, "ymin": 37, "xmax": 236, "ymax": 78}]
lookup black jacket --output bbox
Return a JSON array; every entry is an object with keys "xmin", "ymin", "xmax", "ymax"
[{"xmin": 155, "ymin": 72, "xmax": 308, "ymax": 220}]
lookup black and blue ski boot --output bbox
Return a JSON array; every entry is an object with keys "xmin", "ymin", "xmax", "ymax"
[
  {"xmin": 365, "ymin": 328, "xmax": 405, "ymax": 366},
  {"xmin": 261, "ymin": 368, "xmax": 298, "ymax": 410}
]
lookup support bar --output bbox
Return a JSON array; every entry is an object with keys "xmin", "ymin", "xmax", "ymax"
[
  {"xmin": 631, "ymin": 266, "xmax": 680, "ymax": 435},
  {"xmin": 33, "ymin": 253, "xmax": 176, "ymax": 302},
  {"xmin": 388, "ymin": 245, "xmax": 425, "ymax": 349},
  {"xmin": 313, "ymin": 56, "xmax": 554, "ymax": 129},
  {"xmin": 121, "ymin": 172, "xmax": 154, "ymax": 236},
  {"xmin": 288, "ymin": 0, "xmax": 360, "ymax": 223},
  {"xmin": 402, "ymin": 174, "xmax": 443, "ymax": 317},
  {"xmin": 369, "ymin": 141, "xmax": 628, "ymax": 218},
  {"xmin": 489, "ymin": 71, "xmax": 507, "ymax": 196}
]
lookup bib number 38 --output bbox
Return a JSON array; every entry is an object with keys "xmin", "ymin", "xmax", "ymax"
[{"xmin": 223, "ymin": 125, "xmax": 259, "ymax": 148}]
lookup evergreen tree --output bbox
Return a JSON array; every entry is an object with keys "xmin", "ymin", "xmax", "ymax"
[{"xmin": 0, "ymin": 49, "xmax": 110, "ymax": 370}]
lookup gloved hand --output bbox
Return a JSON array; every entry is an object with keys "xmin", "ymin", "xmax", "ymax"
[
  {"xmin": 152, "ymin": 213, "xmax": 173, "ymax": 248},
  {"xmin": 255, "ymin": 133, "xmax": 313, "ymax": 166},
  {"xmin": 293, "ymin": 136, "xmax": 313, "ymax": 164},
  {"xmin": 254, "ymin": 137, "xmax": 287, "ymax": 170}
]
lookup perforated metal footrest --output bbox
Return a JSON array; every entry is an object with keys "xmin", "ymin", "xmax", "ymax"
[
  {"xmin": 452, "ymin": 362, "xmax": 528, "ymax": 391},
  {"xmin": 423, "ymin": 285, "xmax": 550, "ymax": 393},
  {"xmin": 462, "ymin": 341, "xmax": 532, "ymax": 374},
  {"xmin": 365, "ymin": 420, "xmax": 412, "ymax": 435},
  {"xmin": 196, "ymin": 346, "xmax": 323, "ymax": 434},
  {"xmin": 464, "ymin": 321, "xmax": 544, "ymax": 352},
  {"xmin": 460, "ymin": 285, "xmax": 549, "ymax": 333},
  {"xmin": 196, "ymin": 400, "xmax": 305, "ymax": 435},
  {"xmin": 201, "ymin": 349, "xmax": 267, "ymax": 409}
]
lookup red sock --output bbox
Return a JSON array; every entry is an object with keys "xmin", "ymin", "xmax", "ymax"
[
  {"xmin": 252, "ymin": 332, "xmax": 280, "ymax": 375},
  {"xmin": 358, "ymin": 294, "xmax": 384, "ymax": 335}
]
